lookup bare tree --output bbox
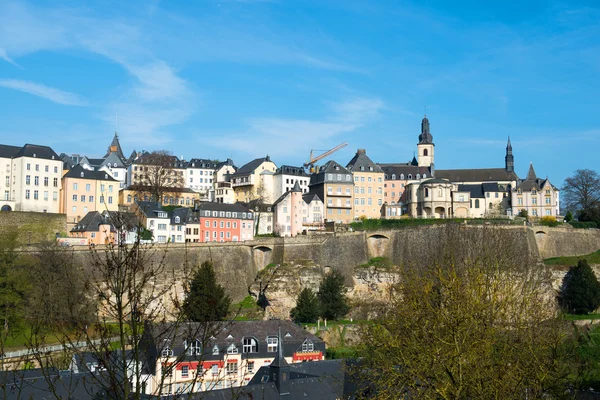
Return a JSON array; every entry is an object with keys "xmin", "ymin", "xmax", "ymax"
[
  {"xmin": 131, "ymin": 150, "xmax": 185, "ymax": 203},
  {"xmin": 562, "ymin": 169, "xmax": 600, "ymax": 214}
]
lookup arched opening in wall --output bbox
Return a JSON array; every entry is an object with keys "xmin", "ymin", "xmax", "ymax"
[
  {"xmin": 535, "ymin": 231, "xmax": 547, "ymax": 240},
  {"xmin": 434, "ymin": 206, "xmax": 445, "ymax": 219},
  {"xmin": 253, "ymin": 246, "xmax": 273, "ymax": 270},
  {"xmin": 423, "ymin": 149, "xmax": 428, "ymax": 156},
  {"xmin": 368, "ymin": 234, "xmax": 390, "ymax": 258},
  {"xmin": 0, "ymin": 205, "xmax": 12, "ymax": 212},
  {"xmin": 454, "ymin": 207, "xmax": 468, "ymax": 218}
]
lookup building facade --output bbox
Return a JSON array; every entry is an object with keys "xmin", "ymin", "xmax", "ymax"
[
  {"xmin": 308, "ymin": 160, "xmax": 354, "ymax": 224},
  {"xmin": 511, "ymin": 163, "xmax": 560, "ymax": 218},
  {"xmin": 230, "ymin": 156, "xmax": 277, "ymax": 203},
  {"xmin": 346, "ymin": 149, "xmax": 384, "ymax": 219}
]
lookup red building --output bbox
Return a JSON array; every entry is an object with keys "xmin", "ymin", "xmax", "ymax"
[{"xmin": 197, "ymin": 202, "xmax": 254, "ymax": 242}]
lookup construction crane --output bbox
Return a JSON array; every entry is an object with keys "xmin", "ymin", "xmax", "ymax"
[{"xmin": 303, "ymin": 142, "xmax": 348, "ymax": 173}]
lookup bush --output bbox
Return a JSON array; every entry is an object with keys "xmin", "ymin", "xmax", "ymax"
[
  {"xmin": 518, "ymin": 209, "xmax": 528, "ymax": 218},
  {"xmin": 570, "ymin": 221, "xmax": 598, "ymax": 229},
  {"xmin": 560, "ymin": 259, "xmax": 600, "ymax": 314},
  {"xmin": 540, "ymin": 216, "xmax": 558, "ymax": 227},
  {"xmin": 183, "ymin": 261, "xmax": 231, "ymax": 322},
  {"xmin": 565, "ymin": 211, "xmax": 573, "ymax": 223}
]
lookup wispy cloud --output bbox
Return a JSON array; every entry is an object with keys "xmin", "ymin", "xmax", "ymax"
[
  {"xmin": 206, "ymin": 97, "xmax": 384, "ymax": 159},
  {"xmin": 0, "ymin": 79, "xmax": 87, "ymax": 106},
  {"xmin": 0, "ymin": 48, "xmax": 22, "ymax": 68}
]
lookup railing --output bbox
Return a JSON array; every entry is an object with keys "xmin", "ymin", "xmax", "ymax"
[{"xmin": 1, "ymin": 337, "xmax": 119, "ymax": 360}]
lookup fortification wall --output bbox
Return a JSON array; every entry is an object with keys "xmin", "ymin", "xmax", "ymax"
[
  {"xmin": 532, "ymin": 226, "xmax": 600, "ymax": 260},
  {"xmin": 0, "ymin": 211, "xmax": 67, "ymax": 244}
]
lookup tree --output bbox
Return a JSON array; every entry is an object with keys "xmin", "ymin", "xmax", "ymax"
[
  {"xmin": 565, "ymin": 210, "xmax": 574, "ymax": 223},
  {"xmin": 358, "ymin": 226, "xmax": 577, "ymax": 399},
  {"xmin": 131, "ymin": 150, "xmax": 184, "ymax": 203},
  {"xmin": 560, "ymin": 259, "xmax": 600, "ymax": 314},
  {"xmin": 562, "ymin": 169, "xmax": 600, "ymax": 215},
  {"xmin": 183, "ymin": 261, "xmax": 231, "ymax": 322},
  {"xmin": 318, "ymin": 269, "xmax": 350, "ymax": 320},
  {"xmin": 290, "ymin": 288, "xmax": 320, "ymax": 323}
]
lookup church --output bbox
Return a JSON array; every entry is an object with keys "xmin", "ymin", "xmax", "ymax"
[{"xmin": 380, "ymin": 116, "xmax": 560, "ymax": 219}]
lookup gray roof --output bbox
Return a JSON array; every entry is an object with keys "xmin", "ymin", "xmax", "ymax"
[
  {"xmin": 63, "ymin": 165, "xmax": 118, "ymax": 181},
  {"xmin": 379, "ymin": 163, "xmax": 431, "ymax": 179},
  {"xmin": 0, "ymin": 144, "xmax": 20, "ymax": 158},
  {"xmin": 198, "ymin": 202, "xmax": 252, "ymax": 215},
  {"xmin": 14, "ymin": 144, "xmax": 60, "ymax": 161},
  {"xmin": 232, "ymin": 156, "xmax": 273, "ymax": 176},
  {"xmin": 315, "ymin": 160, "xmax": 351, "ymax": 175},
  {"xmin": 71, "ymin": 211, "xmax": 139, "ymax": 233},
  {"xmin": 104, "ymin": 132, "xmax": 126, "ymax": 161},
  {"xmin": 187, "ymin": 158, "xmax": 218, "ymax": 169},
  {"xmin": 136, "ymin": 201, "xmax": 168, "ymax": 218},
  {"xmin": 302, "ymin": 193, "xmax": 322, "ymax": 204},
  {"xmin": 276, "ymin": 165, "xmax": 309, "ymax": 177},
  {"xmin": 482, "ymin": 182, "xmax": 501, "ymax": 193},
  {"xmin": 456, "ymin": 184, "xmax": 484, "ymax": 198},
  {"xmin": 436, "ymin": 168, "xmax": 518, "ymax": 183},
  {"xmin": 346, "ymin": 149, "xmax": 383, "ymax": 173},
  {"xmin": 516, "ymin": 164, "xmax": 557, "ymax": 191},
  {"xmin": 419, "ymin": 115, "xmax": 434, "ymax": 144}
]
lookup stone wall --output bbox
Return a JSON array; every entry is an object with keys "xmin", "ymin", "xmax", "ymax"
[
  {"xmin": 0, "ymin": 211, "xmax": 67, "ymax": 244},
  {"xmin": 532, "ymin": 226, "xmax": 600, "ymax": 259}
]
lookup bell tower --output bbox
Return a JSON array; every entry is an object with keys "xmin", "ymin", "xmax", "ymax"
[{"xmin": 417, "ymin": 115, "xmax": 434, "ymax": 167}]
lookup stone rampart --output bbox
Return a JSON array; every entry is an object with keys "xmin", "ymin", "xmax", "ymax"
[{"xmin": 0, "ymin": 211, "xmax": 67, "ymax": 244}]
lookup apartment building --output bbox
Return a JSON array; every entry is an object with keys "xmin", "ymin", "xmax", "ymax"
[
  {"xmin": 346, "ymin": 149, "xmax": 384, "ymax": 219},
  {"xmin": 511, "ymin": 163, "xmax": 560, "ymax": 218},
  {"xmin": 140, "ymin": 320, "xmax": 325, "ymax": 396},
  {"xmin": 308, "ymin": 160, "xmax": 354, "ymax": 224},
  {"xmin": 0, "ymin": 144, "xmax": 63, "ymax": 213},
  {"xmin": 185, "ymin": 158, "xmax": 217, "ymax": 197},
  {"xmin": 273, "ymin": 165, "xmax": 310, "ymax": 198},
  {"xmin": 273, "ymin": 182, "xmax": 324, "ymax": 236},
  {"xmin": 61, "ymin": 165, "xmax": 120, "ymax": 230},
  {"xmin": 132, "ymin": 201, "xmax": 171, "ymax": 243},
  {"xmin": 196, "ymin": 202, "xmax": 255, "ymax": 242}
]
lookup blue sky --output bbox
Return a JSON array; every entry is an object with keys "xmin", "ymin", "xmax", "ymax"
[{"xmin": 0, "ymin": 0, "xmax": 599, "ymax": 185}]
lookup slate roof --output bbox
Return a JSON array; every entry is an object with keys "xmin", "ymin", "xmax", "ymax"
[
  {"xmin": 314, "ymin": 160, "xmax": 351, "ymax": 175},
  {"xmin": 456, "ymin": 184, "xmax": 484, "ymax": 198},
  {"xmin": 515, "ymin": 163, "xmax": 558, "ymax": 191},
  {"xmin": 102, "ymin": 152, "xmax": 126, "ymax": 168},
  {"xmin": 63, "ymin": 165, "xmax": 118, "ymax": 181},
  {"xmin": 215, "ymin": 158, "xmax": 237, "ymax": 171},
  {"xmin": 136, "ymin": 201, "xmax": 169, "ymax": 218},
  {"xmin": 379, "ymin": 163, "xmax": 431, "ymax": 179},
  {"xmin": 232, "ymin": 156, "xmax": 273, "ymax": 176},
  {"xmin": 70, "ymin": 211, "xmax": 114, "ymax": 233},
  {"xmin": 302, "ymin": 193, "xmax": 322, "ymax": 204},
  {"xmin": 123, "ymin": 185, "xmax": 197, "ymax": 194},
  {"xmin": 104, "ymin": 132, "xmax": 126, "ymax": 161},
  {"xmin": 482, "ymin": 182, "xmax": 501, "ymax": 193},
  {"xmin": 197, "ymin": 202, "xmax": 253, "ymax": 215},
  {"xmin": 436, "ymin": 168, "xmax": 518, "ymax": 183},
  {"xmin": 13, "ymin": 144, "xmax": 61, "ymax": 161},
  {"xmin": 419, "ymin": 115, "xmax": 434, "ymax": 144},
  {"xmin": 275, "ymin": 165, "xmax": 309, "ymax": 177},
  {"xmin": 187, "ymin": 158, "xmax": 218, "ymax": 169},
  {"xmin": 346, "ymin": 149, "xmax": 383, "ymax": 173},
  {"xmin": 0, "ymin": 144, "xmax": 20, "ymax": 158}
]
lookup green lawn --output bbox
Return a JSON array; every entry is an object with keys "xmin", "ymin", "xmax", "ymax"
[
  {"xmin": 563, "ymin": 313, "xmax": 600, "ymax": 321},
  {"xmin": 544, "ymin": 250, "xmax": 600, "ymax": 266}
]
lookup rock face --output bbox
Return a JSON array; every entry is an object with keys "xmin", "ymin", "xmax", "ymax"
[{"xmin": 249, "ymin": 262, "xmax": 400, "ymax": 321}]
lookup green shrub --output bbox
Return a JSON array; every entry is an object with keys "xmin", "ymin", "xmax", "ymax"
[
  {"xmin": 560, "ymin": 259, "xmax": 600, "ymax": 314},
  {"xmin": 570, "ymin": 221, "xmax": 598, "ymax": 229}
]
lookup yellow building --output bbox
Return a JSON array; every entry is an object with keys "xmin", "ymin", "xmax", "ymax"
[
  {"xmin": 119, "ymin": 186, "xmax": 202, "ymax": 208},
  {"xmin": 308, "ymin": 160, "xmax": 354, "ymax": 224},
  {"xmin": 230, "ymin": 156, "xmax": 277, "ymax": 203},
  {"xmin": 345, "ymin": 149, "xmax": 384, "ymax": 219},
  {"xmin": 60, "ymin": 165, "xmax": 119, "ymax": 231}
]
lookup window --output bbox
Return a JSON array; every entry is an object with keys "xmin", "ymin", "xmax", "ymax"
[
  {"xmin": 532, "ymin": 198, "xmax": 537, "ymax": 205},
  {"xmin": 100, "ymin": 195, "xmax": 104, "ymax": 204},
  {"xmin": 495, "ymin": 193, "xmax": 499, "ymax": 198},
  {"xmin": 247, "ymin": 361, "xmax": 255, "ymax": 372},
  {"xmin": 227, "ymin": 362, "xmax": 237, "ymax": 374},
  {"xmin": 227, "ymin": 344, "xmax": 238, "ymax": 354},
  {"xmin": 73, "ymin": 194, "xmax": 77, "ymax": 202},
  {"xmin": 89, "ymin": 195, "xmax": 94, "ymax": 202},
  {"xmin": 26, "ymin": 163, "xmax": 30, "ymax": 170},
  {"xmin": 475, "ymin": 199, "xmax": 480, "ymax": 208},
  {"xmin": 34, "ymin": 176, "xmax": 39, "ymax": 185},
  {"xmin": 425, "ymin": 188, "xmax": 429, "ymax": 197},
  {"xmin": 302, "ymin": 339, "xmax": 314, "ymax": 352},
  {"xmin": 211, "ymin": 364, "xmax": 218, "ymax": 376},
  {"xmin": 242, "ymin": 337, "xmax": 258, "ymax": 353},
  {"xmin": 545, "ymin": 197, "xmax": 551, "ymax": 204},
  {"xmin": 486, "ymin": 193, "xmax": 490, "ymax": 198},
  {"xmin": 35, "ymin": 164, "xmax": 39, "ymax": 171},
  {"xmin": 182, "ymin": 365, "xmax": 189, "ymax": 378},
  {"xmin": 267, "ymin": 336, "xmax": 278, "ymax": 352},
  {"xmin": 108, "ymin": 196, "xmax": 113, "ymax": 204},
  {"xmin": 54, "ymin": 166, "xmax": 58, "ymax": 173},
  {"xmin": 86, "ymin": 184, "xmax": 91, "ymax": 192},
  {"xmin": 81, "ymin": 195, "xmax": 85, "ymax": 202},
  {"xmin": 53, "ymin": 178, "xmax": 58, "ymax": 187},
  {"xmin": 73, "ymin": 183, "xmax": 78, "ymax": 190},
  {"xmin": 212, "ymin": 345, "xmax": 219, "ymax": 355},
  {"xmin": 161, "ymin": 347, "xmax": 173, "ymax": 357},
  {"xmin": 25, "ymin": 175, "xmax": 30, "ymax": 185},
  {"xmin": 33, "ymin": 190, "xmax": 39, "ymax": 200},
  {"xmin": 44, "ymin": 177, "xmax": 48, "ymax": 186}
]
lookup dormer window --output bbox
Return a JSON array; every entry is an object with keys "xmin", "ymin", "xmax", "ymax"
[
  {"xmin": 369, "ymin": 166, "xmax": 373, "ymax": 171},
  {"xmin": 400, "ymin": 174, "xmax": 405, "ymax": 180},
  {"xmin": 360, "ymin": 166, "xmax": 364, "ymax": 171},
  {"xmin": 408, "ymin": 174, "xmax": 412, "ymax": 180},
  {"xmin": 212, "ymin": 345, "xmax": 219, "ymax": 355},
  {"xmin": 392, "ymin": 174, "xmax": 396, "ymax": 180},
  {"xmin": 175, "ymin": 216, "xmax": 180, "ymax": 223},
  {"xmin": 243, "ymin": 337, "xmax": 258, "ymax": 353},
  {"xmin": 416, "ymin": 174, "xmax": 420, "ymax": 179},
  {"xmin": 227, "ymin": 344, "xmax": 238, "ymax": 354},
  {"xmin": 80, "ymin": 172, "xmax": 84, "ymax": 177},
  {"xmin": 301, "ymin": 339, "xmax": 314, "ymax": 352}
]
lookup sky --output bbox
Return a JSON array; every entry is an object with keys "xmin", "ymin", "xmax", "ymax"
[{"xmin": 0, "ymin": 0, "xmax": 599, "ymax": 185}]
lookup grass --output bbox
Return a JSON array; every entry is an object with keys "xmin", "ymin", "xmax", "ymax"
[
  {"xmin": 230, "ymin": 296, "xmax": 263, "ymax": 321},
  {"xmin": 325, "ymin": 346, "xmax": 360, "ymax": 359},
  {"xmin": 544, "ymin": 250, "xmax": 600, "ymax": 266},
  {"xmin": 563, "ymin": 313, "xmax": 600, "ymax": 321},
  {"xmin": 360, "ymin": 257, "xmax": 393, "ymax": 269}
]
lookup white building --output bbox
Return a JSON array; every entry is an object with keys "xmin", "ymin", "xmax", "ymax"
[
  {"xmin": 273, "ymin": 165, "xmax": 310, "ymax": 199},
  {"xmin": 0, "ymin": 144, "xmax": 63, "ymax": 213},
  {"xmin": 185, "ymin": 158, "xmax": 217, "ymax": 197},
  {"xmin": 132, "ymin": 201, "xmax": 172, "ymax": 243},
  {"xmin": 273, "ymin": 182, "xmax": 324, "ymax": 236}
]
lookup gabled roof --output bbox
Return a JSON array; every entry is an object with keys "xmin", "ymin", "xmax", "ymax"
[
  {"xmin": 186, "ymin": 158, "xmax": 218, "ymax": 169},
  {"xmin": 346, "ymin": 149, "xmax": 383, "ymax": 173},
  {"xmin": 215, "ymin": 158, "xmax": 237, "ymax": 171},
  {"xmin": 315, "ymin": 160, "xmax": 351, "ymax": 175},
  {"xmin": 482, "ymin": 182, "xmax": 501, "ymax": 193},
  {"xmin": 436, "ymin": 168, "xmax": 518, "ymax": 183},
  {"xmin": 135, "ymin": 201, "xmax": 169, "ymax": 218},
  {"xmin": 302, "ymin": 193, "xmax": 322, "ymax": 204},
  {"xmin": 101, "ymin": 152, "xmax": 126, "ymax": 168},
  {"xmin": 516, "ymin": 164, "xmax": 557, "ymax": 192},
  {"xmin": 198, "ymin": 202, "xmax": 252, "ymax": 214},
  {"xmin": 14, "ymin": 144, "xmax": 60, "ymax": 161},
  {"xmin": 379, "ymin": 163, "xmax": 430, "ymax": 179},
  {"xmin": 63, "ymin": 165, "xmax": 118, "ymax": 181},
  {"xmin": 232, "ymin": 156, "xmax": 274, "ymax": 176},
  {"xmin": 70, "ymin": 211, "xmax": 139, "ymax": 232},
  {"xmin": 526, "ymin": 163, "xmax": 537, "ymax": 181}
]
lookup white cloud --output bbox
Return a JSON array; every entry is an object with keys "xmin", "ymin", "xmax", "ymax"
[
  {"xmin": 0, "ymin": 48, "xmax": 22, "ymax": 68},
  {"xmin": 207, "ymin": 97, "xmax": 384, "ymax": 159},
  {"xmin": 0, "ymin": 79, "xmax": 87, "ymax": 106}
]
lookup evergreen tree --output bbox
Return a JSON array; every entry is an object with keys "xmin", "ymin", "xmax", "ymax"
[
  {"xmin": 560, "ymin": 259, "xmax": 600, "ymax": 314},
  {"xmin": 290, "ymin": 288, "xmax": 320, "ymax": 323},
  {"xmin": 565, "ymin": 210, "xmax": 573, "ymax": 223},
  {"xmin": 318, "ymin": 269, "xmax": 350, "ymax": 320},
  {"xmin": 183, "ymin": 261, "xmax": 231, "ymax": 322}
]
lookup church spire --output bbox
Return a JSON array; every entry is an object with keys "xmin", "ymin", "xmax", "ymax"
[
  {"xmin": 526, "ymin": 162, "xmax": 537, "ymax": 181},
  {"xmin": 269, "ymin": 327, "xmax": 290, "ymax": 395},
  {"xmin": 418, "ymin": 115, "xmax": 433, "ymax": 144},
  {"xmin": 505, "ymin": 136, "xmax": 514, "ymax": 173}
]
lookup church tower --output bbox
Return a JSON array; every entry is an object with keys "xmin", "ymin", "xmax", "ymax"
[
  {"xmin": 417, "ymin": 115, "xmax": 434, "ymax": 167},
  {"xmin": 505, "ymin": 137, "xmax": 514, "ymax": 172}
]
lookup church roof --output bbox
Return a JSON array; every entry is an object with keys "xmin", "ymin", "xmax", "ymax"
[
  {"xmin": 418, "ymin": 115, "xmax": 434, "ymax": 144},
  {"xmin": 436, "ymin": 168, "xmax": 518, "ymax": 183}
]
